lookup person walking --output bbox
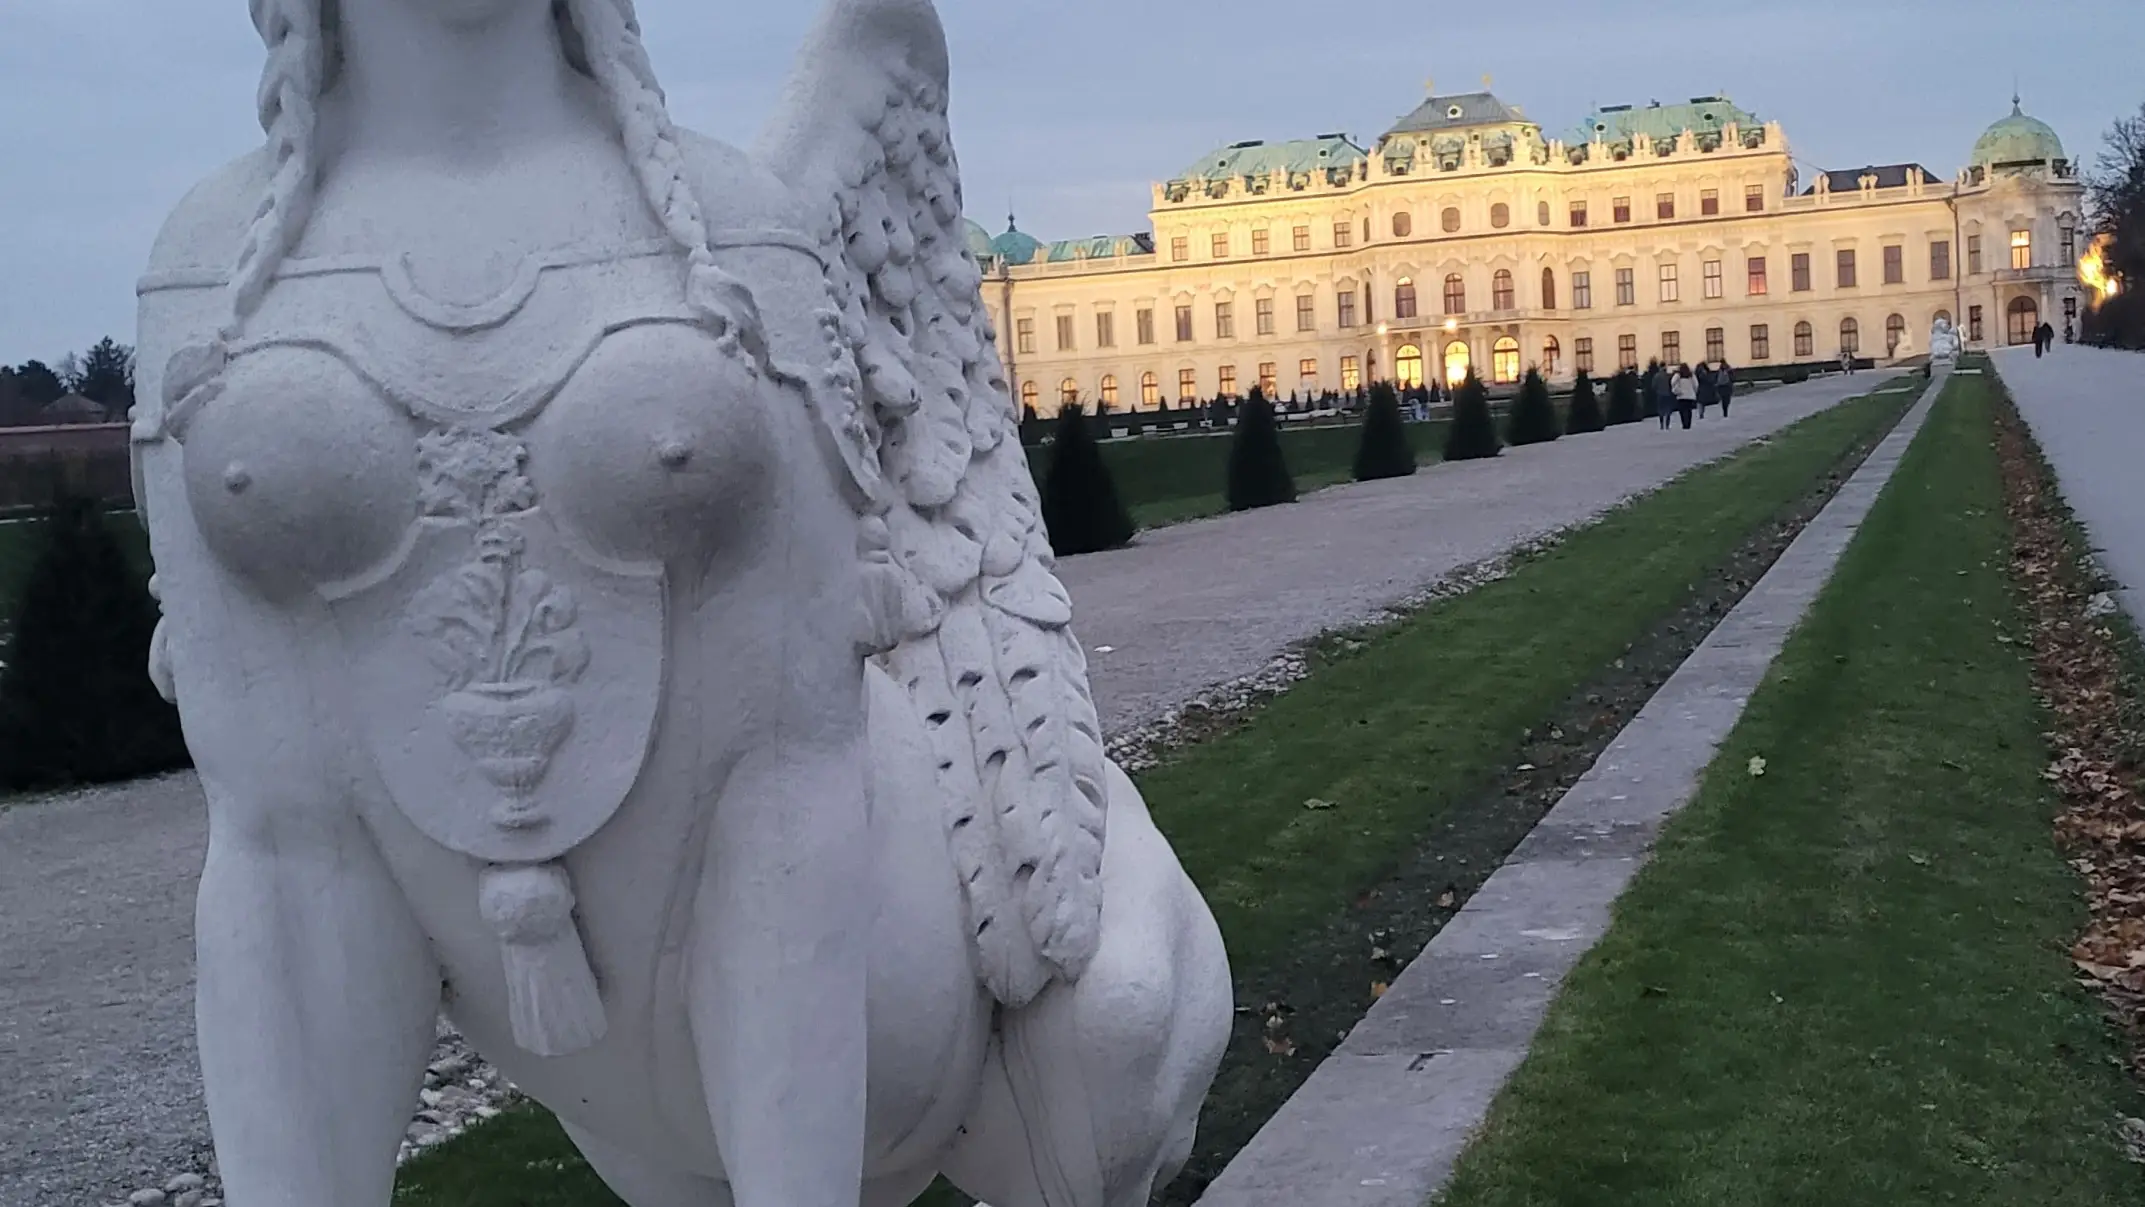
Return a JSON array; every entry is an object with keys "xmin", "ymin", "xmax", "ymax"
[
  {"xmin": 1652, "ymin": 366, "xmax": 1676, "ymax": 430},
  {"xmin": 1716, "ymin": 361, "xmax": 1736, "ymax": 417},
  {"xmin": 1672, "ymin": 363, "xmax": 1699, "ymax": 430},
  {"xmin": 1696, "ymin": 361, "xmax": 1720, "ymax": 418}
]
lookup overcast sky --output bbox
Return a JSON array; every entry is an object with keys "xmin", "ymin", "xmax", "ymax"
[{"xmin": 2, "ymin": 0, "xmax": 2139, "ymax": 366}]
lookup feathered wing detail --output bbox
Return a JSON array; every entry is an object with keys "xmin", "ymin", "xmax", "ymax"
[{"xmin": 758, "ymin": 0, "xmax": 1106, "ymax": 1008}]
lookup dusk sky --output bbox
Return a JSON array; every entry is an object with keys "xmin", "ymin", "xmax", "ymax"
[{"xmin": 3, "ymin": 0, "xmax": 2140, "ymax": 366}]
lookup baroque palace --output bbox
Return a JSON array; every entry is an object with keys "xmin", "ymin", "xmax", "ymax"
[{"xmin": 969, "ymin": 86, "xmax": 2088, "ymax": 410}]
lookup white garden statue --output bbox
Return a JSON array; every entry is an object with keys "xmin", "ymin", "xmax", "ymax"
[
  {"xmin": 1930, "ymin": 314, "xmax": 1962, "ymax": 364},
  {"xmin": 129, "ymin": 1, "xmax": 1232, "ymax": 1205}
]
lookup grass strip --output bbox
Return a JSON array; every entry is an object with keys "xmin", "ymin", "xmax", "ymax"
[
  {"xmin": 393, "ymin": 388, "xmax": 1913, "ymax": 1206},
  {"xmin": 1433, "ymin": 372, "xmax": 2143, "ymax": 1206}
]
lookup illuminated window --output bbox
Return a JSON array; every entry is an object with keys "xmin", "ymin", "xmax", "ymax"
[
  {"xmin": 1701, "ymin": 189, "xmax": 1720, "ymax": 216},
  {"xmin": 1930, "ymin": 240, "xmax": 1951, "ymax": 280},
  {"xmin": 1618, "ymin": 333, "xmax": 1639, "ymax": 369},
  {"xmin": 1255, "ymin": 297, "xmax": 1275, "ymax": 336},
  {"xmin": 1656, "ymin": 192, "xmax": 1676, "ymax": 220},
  {"xmin": 1541, "ymin": 268, "xmax": 1557, "ymax": 311},
  {"xmin": 1705, "ymin": 326, "xmax": 1725, "ymax": 361},
  {"xmin": 1293, "ymin": 225, "xmax": 1311, "ymax": 252},
  {"xmin": 1299, "ymin": 358, "xmax": 1318, "ymax": 387},
  {"xmin": 1541, "ymin": 336, "xmax": 1561, "ymax": 376},
  {"xmin": 1016, "ymin": 318, "xmax": 1036, "ymax": 354},
  {"xmin": 1252, "ymin": 228, "xmax": 1270, "ymax": 256},
  {"xmin": 1337, "ymin": 289, "xmax": 1359, "ymax": 328},
  {"xmin": 1443, "ymin": 341, "xmax": 1472, "ymax": 387},
  {"xmin": 1055, "ymin": 314, "xmax": 1075, "ymax": 351},
  {"xmin": 1395, "ymin": 344, "xmax": 1424, "ymax": 389},
  {"xmin": 1136, "ymin": 308, "xmax": 1155, "ymax": 345},
  {"xmin": 1341, "ymin": 356, "xmax": 1361, "ymax": 391},
  {"xmin": 1395, "ymin": 277, "xmax": 1419, "ymax": 319},
  {"xmin": 1570, "ymin": 200, "xmax": 1589, "ymax": 227},
  {"xmin": 1883, "ymin": 245, "xmax": 1904, "ymax": 285},
  {"xmin": 1750, "ymin": 324, "xmax": 1771, "ymax": 360},
  {"xmin": 1443, "ymin": 274, "xmax": 1467, "ymax": 314},
  {"xmin": 1140, "ymin": 372, "xmax": 1159, "ymax": 406},
  {"xmin": 1393, "ymin": 211, "xmax": 1414, "ymax": 238},
  {"xmin": 1658, "ymin": 263, "xmax": 1680, "ymax": 303},
  {"xmin": 1177, "ymin": 368, "xmax": 1197, "ymax": 401},
  {"xmin": 1099, "ymin": 375, "xmax": 1118, "ymax": 406},
  {"xmin": 1020, "ymin": 380, "xmax": 1039, "ymax": 410},
  {"xmin": 1745, "ymin": 183, "xmax": 1765, "ymax": 212},
  {"xmin": 1703, "ymin": 259, "xmax": 1723, "ymax": 300},
  {"xmin": 1791, "ymin": 252, "xmax": 1812, "ymax": 291},
  {"xmin": 1615, "ymin": 267, "xmax": 1635, "ymax": 306},
  {"xmin": 1573, "ymin": 270, "xmax": 1593, "ymax": 309},
  {"xmin": 1492, "ymin": 337, "xmax": 1521, "ymax": 384},
  {"xmin": 1296, "ymin": 294, "xmax": 1316, "ymax": 332},
  {"xmin": 1837, "ymin": 248, "xmax": 1858, "ymax": 288},
  {"xmin": 1794, "ymin": 321, "xmax": 1814, "ymax": 357},
  {"xmin": 1885, "ymin": 313, "xmax": 1906, "ymax": 353},
  {"xmin": 1747, "ymin": 256, "xmax": 1769, "ymax": 295},
  {"xmin": 1575, "ymin": 336, "xmax": 1595, "ymax": 373},
  {"xmin": 1333, "ymin": 221, "xmax": 1354, "ymax": 249},
  {"xmin": 1492, "ymin": 270, "xmax": 1515, "ymax": 311},
  {"xmin": 1661, "ymin": 330, "xmax": 1682, "ymax": 364},
  {"xmin": 1174, "ymin": 305, "xmax": 1193, "ymax": 342},
  {"xmin": 1613, "ymin": 196, "xmax": 1632, "ymax": 223},
  {"xmin": 1491, "ymin": 203, "xmax": 1511, "ymax": 229},
  {"xmin": 2010, "ymin": 228, "xmax": 2032, "ymax": 269},
  {"xmin": 1442, "ymin": 207, "xmax": 1462, "ymax": 233},
  {"xmin": 1258, "ymin": 362, "xmax": 1277, "ymax": 394},
  {"xmin": 1839, "ymin": 317, "xmax": 1860, "ymax": 355},
  {"xmin": 1095, "ymin": 311, "xmax": 1115, "ymax": 348},
  {"xmin": 1059, "ymin": 377, "xmax": 1078, "ymax": 404},
  {"xmin": 1214, "ymin": 301, "xmax": 1235, "ymax": 339},
  {"xmin": 1218, "ymin": 364, "xmax": 1238, "ymax": 395}
]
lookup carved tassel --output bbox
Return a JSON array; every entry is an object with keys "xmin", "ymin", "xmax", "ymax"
[{"xmin": 478, "ymin": 862, "xmax": 607, "ymax": 1058}]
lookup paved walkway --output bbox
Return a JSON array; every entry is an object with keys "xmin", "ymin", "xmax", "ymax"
[
  {"xmin": 0, "ymin": 373, "xmax": 1876, "ymax": 1207},
  {"xmin": 1990, "ymin": 346, "xmax": 2145, "ymax": 624},
  {"xmin": 1198, "ymin": 370, "xmax": 1946, "ymax": 1207}
]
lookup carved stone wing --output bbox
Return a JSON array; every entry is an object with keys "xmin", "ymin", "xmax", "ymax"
[{"xmin": 756, "ymin": 0, "xmax": 1106, "ymax": 1008}]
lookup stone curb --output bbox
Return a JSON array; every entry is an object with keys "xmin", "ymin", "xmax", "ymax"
[{"xmin": 1193, "ymin": 368, "xmax": 1951, "ymax": 1207}]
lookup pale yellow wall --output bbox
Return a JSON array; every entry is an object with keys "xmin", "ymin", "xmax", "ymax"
[{"xmin": 988, "ymin": 119, "xmax": 2085, "ymax": 410}]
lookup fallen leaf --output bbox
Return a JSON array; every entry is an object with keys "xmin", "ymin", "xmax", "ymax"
[
  {"xmin": 1303, "ymin": 798, "xmax": 1336, "ymax": 811},
  {"xmin": 1908, "ymin": 853, "xmax": 1931, "ymax": 866},
  {"xmin": 1436, "ymin": 889, "xmax": 1457, "ymax": 909},
  {"xmin": 1748, "ymin": 755, "xmax": 1769, "ymax": 778},
  {"xmin": 1517, "ymin": 763, "xmax": 1537, "ymax": 772},
  {"xmin": 1261, "ymin": 1035, "xmax": 1297, "ymax": 1057},
  {"xmin": 1371, "ymin": 981, "xmax": 1390, "ymax": 1000}
]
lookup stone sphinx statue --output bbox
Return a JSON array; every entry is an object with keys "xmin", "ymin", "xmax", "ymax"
[
  {"xmin": 129, "ymin": 2, "xmax": 1231, "ymax": 1204},
  {"xmin": 1929, "ymin": 314, "xmax": 1962, "ymax": 364}
]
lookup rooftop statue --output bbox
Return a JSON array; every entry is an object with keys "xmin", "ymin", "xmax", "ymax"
[{"xmin": 129, "ymin": 2, "xmax": 1231, "ymax": 1204}]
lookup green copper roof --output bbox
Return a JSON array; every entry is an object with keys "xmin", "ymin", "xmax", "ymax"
[
  {"xmin": 991, "ymin": 221, "xmax": 1042, "ymax": 266},
  {"xmin": 963, "ymin": 218, "xmax": 997, "ymax": 262},
  {"xmin": 1972, "ymin": 101, "xmax": 2066, "ymax": 168},
  {"xmin": 1044, "ymin": 235, "xmax": 1154, "ymax": 262},
  {"xmin": 1171, "ymin": 135, "xmax": 1368, "ymax": 187},
  {"xmin": 1570, "ymin": 96, "xmax": 1762, "ymax": 151}
]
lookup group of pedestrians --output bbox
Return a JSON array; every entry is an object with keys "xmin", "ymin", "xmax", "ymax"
[
  {"xmin": 1650, "ymin": 361, "xmax": 1736, "ymax": 431},
  {"xmin": 2030, "ymin": 319, "xmax": 2061, "ymax": 357}
]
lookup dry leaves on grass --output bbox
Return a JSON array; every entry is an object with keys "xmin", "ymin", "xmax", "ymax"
[{"xmin": 1995, "ymin": 401, "xmax": 2145, "ymax": 1076}]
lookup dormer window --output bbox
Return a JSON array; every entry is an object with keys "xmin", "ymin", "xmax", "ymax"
[{"xmin": 1447, "ymin": 105, "xmax": 1464, "ymax": 119}]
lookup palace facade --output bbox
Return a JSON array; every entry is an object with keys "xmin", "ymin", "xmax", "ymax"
[{"xmin": 970, "ymin": 88, "xmax": 2088, "ymax": 410}]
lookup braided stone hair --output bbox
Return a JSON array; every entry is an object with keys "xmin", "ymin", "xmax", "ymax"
[{"xmin": 218, "ymin": 0, "xmax": 764, "ymax": 357}]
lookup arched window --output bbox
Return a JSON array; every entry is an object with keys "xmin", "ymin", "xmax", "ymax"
[
  {"xmin": 1441, "ymin": 207, "xmax": 1462, "ymax": 233},
  {"xmin": 1393, "ymin": 211, "xmax": 1413, "ymax": 238},
  {"xmin": 1140, "ymin": 372, "xmax": 1160, "ymax": 406},
  {"xmin": 1060, "ymin": 377, "xmax": 1079, "ymax": 404},
  {"xmin": 1541, "ymin": 267, "xmax": 1557, "ymax": 311},
  {"xmin": 1492, "ymin": 270, "xmax": 1515, "ymax": 311},
  {"xmin": 1884, "ymin": 313, "xmax": 1906, "ymax": 354},
  {"xmin": 1934, "ymin": 309, "xmax": 1953, "ymax": 327},
  {"xmin": 1021, "ymin": 380, "xmax": 1040, "ymax": 411},
  {"xmin": 2006, "ymin": 295, "xmax": 2039, "ymax": 345},
  {"xmin": 1100, "ymin": 374, "xmax": 1119, "ymax": 406},
  {"xmin": 1542, "ymin": 336, "xmax": 1562, "ymax": 377},
  {"xmin": 1443, "ymin": 273, "xmax": 1467, "ymax": 315},
  {"xmin": 1443, "ymin": 340, "xmax": 1472, "ymax": 387},
  {"xmin": 1538, "ymin": 200, "xmax": 1552, "ymax": 227},
  {"xmin": 1492, "ymin": 337, "xmax": 1521, "ymax": 384},
  {"xmin": 1491, "ymin": 203, "xmax": 1511, "ymax": 229},
  {"xmin": 1839, "ymin": 318, "xmax": 1860, "ymax": 355},
  {"xmin": 1395, "ymin": 344, "xmax": 1425, "ymax": 389},
  {"xmin": 1394, "ymin": 276, "xmax": 1419, "ymax": 319},
  {"xmin": 1794, "ymin": 321, "xmax": 1815, "ymax": 358}
]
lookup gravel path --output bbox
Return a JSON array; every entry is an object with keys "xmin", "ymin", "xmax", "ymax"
[
  {"xmin": 0, "ymin": 372, "xmax": 1873, "ymax": 1207},
  {"xmin": 1989, "ymin": 346, "xmax": 2145, "ymax": 624}
]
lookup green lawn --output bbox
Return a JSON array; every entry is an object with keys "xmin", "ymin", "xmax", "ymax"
[
  {"xmin": 392, "ymin": 387, "xmax": 1915, "ymax": 1206},
  {"xmin": 1434, "ymin": 372, "xmax": 2144, "ymax": 1205}
]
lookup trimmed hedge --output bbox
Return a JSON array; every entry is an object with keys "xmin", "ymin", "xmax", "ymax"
[
  {"xmin": 1226, "ymin": 388, "xmax": 1297, "ymax": 510},
  {"xmin": 1352, "ymin": 382, "xmax": 1417, "ymax": 481},
  {"xmin": 1040, "ymin": 402, "xmax": 1136, "ymax": 555}
]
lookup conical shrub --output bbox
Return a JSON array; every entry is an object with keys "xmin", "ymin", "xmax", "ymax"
[
  {"xmin": 1606, "ymin": 370, "xmax": 1641, "ymax": 425},
  {"xmin": 1227, "ymin": 388, "xmax": 1296, "ymax": 511},
  {"xmin": 1506, "ymin": 369, "xmax": 1560, "ymax": 446},
  {"xmin": 1443, "ymin": 371, "xmax": 1501, "ymax": 461},
  {"xmin": 1352, "ymin": 382, "xmax": 1417, "ymax": 481},
  {"xmin": 1040, "ymin": 402, "xmax": 1135, "ymax": 556},
  {"xmin": 1566, "ymin": 370, "xmax": 1605, "ymax": 433},
  {"xmin": 0, "ymin": 496, "xmax": 189, "ymax": 791}
]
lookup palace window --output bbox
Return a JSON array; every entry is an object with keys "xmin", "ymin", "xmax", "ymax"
[
  {"xmin": 1293, "ymin": 225, "xmax": 1312, "ymax": 252},
  {"xmin": 2010, "ymin": 228, "xmax": 2032, "ymax": 269},
  {"xmin": 1140, "ymin": 372, "xmax": 1160, "ymax": 406},
  {"xmin": 2008, "ymin": 296, "xmax": 2040, "ymax": 344},
  {"xmin": 1618, "ymin": 334, "xmax": 1639, "ymax": 369},
  {"xmin": 1538, "ymin": 200, "xmax": 1552, "ymax": 226},
  {"xmin": 1341, "ymin": 356, "xmax": 1361, "ymax": 392},
  {"xmin": 1615, "ymin": 267, "xmax": 1635, "ymax": 306},
  {"xmin": 1252, "ymin": 228, "xmax": 1270, "ymax": 256},
  {"xmin": 1174, "ymin": 304, "xmax": 1194, "ymax": 342},
  {"xmin": 1701, "ymin": 188, "xmax": 1720, "ymax": 216},
  {"xmin": 1177, "ymin": 368, "xmax": 1197, "ymax": 401},
  {"xmin": 1218, "ymin": 364, "xmax": 1238, "ymax": 396},
  {"xmin": 1214, "ymin": 301, "xmax": 1235, "ymax": 339},
  {"xmin": 1395, "ymin": 277, "xmax": 1420, "ymax": 319},
  {"xmin": 1703, "ymin": 258, "xmax": 1723, "ymax": 300},
  {"xmin": 1493, "ymin": 270, "xmax": 1515, "ymax": 311},
  {"xmin": 1658, "ymin": 263, "xmax": 1680, "ymax": 303},
  {"xmin": 1836, "ymin": 248, "xmax": 1858, "ymax": 288},
  {"xmin": 1397, "ymin": 344, "xmax": 1425, "ymax": 389},
  {"xmin": 1136, "ymin": 307, "xmax": 1156, "ymax": 345},
  {"xmin": 1100, "ymin": 375, "xmax": 1119, "ymax": 407},
  {"xmin": 1492, "ymin": 337, "xmax": 1521, "ymax": 384},
  {"xmin": 1055, "ymin": 314, "xmax": 1075, "ymax": 351},
  {"xmin": 1333, "ymin": 221, "xmax": 1354, "ymax": 249},
  {"xmin": 1840, "ymin": 317, "xmax": 1860, "ymax": 355},
  {"xmin": 1661, "ymin": 330, "xmax": 1682, "ymax": 364},
  {"xmin": 1575, "ymin": 337, "xmax": 1595, "ymax": 373},
  {"xmin": 1748, "ymin": 255, "xmax": 1769, "ymax": 295},
  {"xmin": 1021, "ymin": 380, "xmax": 1039, "ymax": 410},
  {"xmin": 1791, "ymin": 252, "xmax": 1812, "ymax": 292},
  {"xmin": 1705, "ymin": 326, "xmax": 1725, "ymax": 361},
  {"xmin": 1016, "ymin": 318, "xmax": 1036, "ymax": 354},
  {"xmin": 1258, "ymin": 362, "xmax": 1277, "ymax": 394},
  {"xmin": 1059, "ymin": 377, "xmax": 1078, "ymax": 404},
  {"xmin": 1969, "ymin": 304, "xmax": 1984, "ymax": 342},
  {"xmin": 1573, "ymin": 270, "xmax": 1593, "ymax": 309},
  {"xmin": 2062, "ymin": 226, "xmax": 2077, "ymax": 265},
  {"xmin": 1794, "ymin": 320, "xmax": 1815, "ymax": 358},
  {"xmin": 1614, "ymin": 196, "xmax": 1632, "ymax": 223},
  {"xmin": 2065, "ymin": 295, "xmax": 2079, "ymax": 323},
  {"xmin": 1571, "ymin": 200, "xmax": 1589, "ymax": 227},
  {"xmin": 1337, "ymin": 289, "xmax": 1359, "ymax": 328},
  {"xmin": 1657, "ymin": 192, "xmax": 1676, "ymax": 220},
  {"xmin": 1095, "ymin": 311, "xmax": 1115, "ymax": 349},
  {"xmin": 1883, "ymin": 244, "xmax": 1904, "ymax": 285},
  {"xmin": 1211, "ymin": 232, "xmax": 1231, "ymax": 259},
  {"xmin": 1968, "ymin": 234, "xmax": 1984, "ymax": 274},
  {"xmin": 1885, "ymin": 313, "xmax": 1906, "ymax": 354},
  {"xmin": 1393, "ymin": 211, "xmax": 1413, "ymax": 238},
  {"xmin": 1541, "ymin": 336, "xmax": 1561, "ymax": 377},
  {"xmin": 1296, "ymin": 293, "xmax": 1316, "ymax": 332},
  {"xmin": 1745, "ymin": 183, "xmax": 1765, "ymax": 212},
  {"xmin": 1442, "ymin": 207, "xmax": 1462, "ymax": 233},
  {"xmin": 1491, "ymin": 203, "xmax": 1511, "ymax": 229},
  {"xmin": 1170, "ymin": 236, "xmax": 1188, "ymax": 263},
  {"xmin": 1930, "ymin": 240, "xmax": 1951, "ymax": 281},
  {"xmin": 1541, "ymin": 268, "xmax": 1557, "ymax": 311},
  {"xmin": 1255, "ymin": 297, "xmax": 1276, "ymax": 335},
  {"xmin": 1750, "ymin": 323, "xmax": 1771, "ymax": 360},
  {"xmin": 1299, "ymin": 358, "xmax": 1318, "ymax": 387},
  {"xmin": 1443, "ymin": 273, "xmax": 1467, "ymax": 314}
]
